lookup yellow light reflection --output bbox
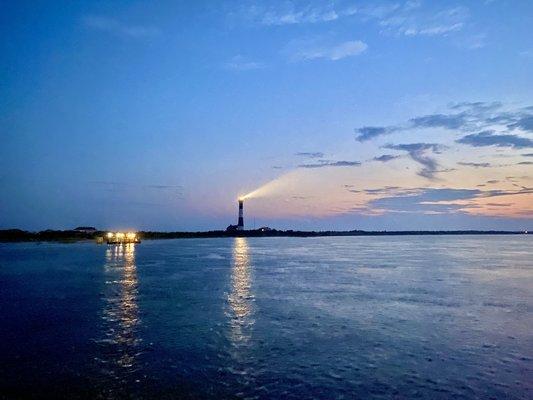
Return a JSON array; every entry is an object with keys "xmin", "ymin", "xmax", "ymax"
[
  {"xmin": 228, "ymin": 237, "xmax": 254, "ymax": 345},
  {"xmin": 100, "ymin": 243, "xmax": 140, "ymax": 373}
]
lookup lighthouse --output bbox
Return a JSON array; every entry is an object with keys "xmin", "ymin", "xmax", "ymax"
[{"xmin": 237, "ymin": 199, "xmax": 244, "ymax": 230}]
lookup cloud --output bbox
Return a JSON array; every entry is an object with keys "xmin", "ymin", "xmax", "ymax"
[
  {"xmin": 354, "ymin": 101, "xmax": 532, "ymax": 143},
  {"xmin": 290, "ymin": 40, "xmax": 367, "ymax": 62},
  {"xmin": 481, "ymin": 187, "xmax": 533, "ymax": 198},
  {"xmin": 456, "ymin": 130, "xmax": 533, "ymax": 149},
  {"xmin": 460, "ymin": 33, "xmax": 487, "ymax": 50},
  {"xmin": 373, "ymin": 154, "xmax": 400, "ymax": 162},
  {"xmin": 382, "ymin": 143, "xmax": 446, "ymax": 179},
  {"xmin": 376, "ymin": 4, "xmax": 469, "ymax": 37},
  {"xmin": 145, "ymin": 184, "xmax": 183, "ymax": 190},
  {"xmin": 354, "ymin": 185, "xmax": 532, "ymax": 217},
  {"xmin": 298, "ymin": 160, "xmax": 361, "ymax": 168},
  {"xmin": 359, "ymin": 186, "xmax": 417, "ymax": 196},
  {"xmin": 224, "ymin": 55, "xmax": 265, "ymax": 71},
  {"xmin": 368, "ymin": 188, "xmax": 481, "ymax": 214},
  {"xmin": 355, "ymin": 126, "xmax": 397, "ymax": 141},
  {"xmin": 295, "ymin": 152, "xmax": 325, "ymax": 158},
  {"xmin": 457, "ymin": 162, "xmax": 492, "ymax": 168},
  {"xmin": 508, "ymin": 115, "xmax": 533, "ymax": 132},
  {"xmin": 83, "ymin": 16, "xmax": 160, "ymax": 38},
  {"xmin": 410, "ymin": 113, "xmax": 468, "ymax": 129},
  {"xmin": 240, "ymin": 3, "xmax": 357, "ymax": 26},
  {"xmin": 240, "ymin": 2, "xmax": 478, "ymax": 54},
  {"xmin": 237, "ymin": 0, "xmax": 469, "ymax": 36},
  {"xmin": 448, "ymin": 101, "xmax": 502, "ymax": 112},
  {"xmin": 444, "ymin": 102, "xmax": 531, "ymax": 132},
  {"xmin": 90, "ymin": 181, "xmax": 182, "ymax": 190}
]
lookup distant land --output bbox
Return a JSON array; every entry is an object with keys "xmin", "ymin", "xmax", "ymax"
[{"xmin": 0, "ymin": 228, "xmax": 530, "ymax": 243}]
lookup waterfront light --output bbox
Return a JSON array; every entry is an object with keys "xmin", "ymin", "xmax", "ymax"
[{"xmin": 105, "ymin": 231, "xmax": 139, "ymax": 244}]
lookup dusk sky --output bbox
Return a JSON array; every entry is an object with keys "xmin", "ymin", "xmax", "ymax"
[{"xmin": 1, "ymin": 0, "xmax": 532, "ymax": 231}]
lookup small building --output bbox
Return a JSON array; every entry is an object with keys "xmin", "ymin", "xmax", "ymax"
[{"xmin": 226, "ymin": 224, "xmax": 239, "ymax": 232}]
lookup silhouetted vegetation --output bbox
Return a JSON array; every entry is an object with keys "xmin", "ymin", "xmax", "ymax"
[{"xmin": 0, "ymin": 228, "xmax": 528, "ymax": 242}]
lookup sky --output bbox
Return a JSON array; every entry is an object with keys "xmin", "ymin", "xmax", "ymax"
[{"xmin": 1, "ymin": 0, "xmax": 532, "ymax": 231}]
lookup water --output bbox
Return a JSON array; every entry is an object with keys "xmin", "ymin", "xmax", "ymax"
[{"xmin": 0, "ymin": 236, "xmax": 532, "ymax": 399}]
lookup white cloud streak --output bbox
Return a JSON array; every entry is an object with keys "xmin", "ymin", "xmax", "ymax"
[
  {"xmin": 290, "ymin": 40, "xmax": 367, "ymax": 62},
  {"xmin": 239, "ymin": 1, "xmax": 472, "ymax": 40},
  {"xmin": 377, "ymin": 5, "xmax": 469, "ymax": 37},
  {"xmin": 243, "ymin": 3, "xmax": 357, "ymax": 26},
  {"xmin": 224, "ymin": 55, "xmax": 265, "ymax": 71}
]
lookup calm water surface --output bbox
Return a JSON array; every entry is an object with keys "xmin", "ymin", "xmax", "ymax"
[{"xmin": 0, "ymin": 236, "xmax": 532, "ymax": 399}]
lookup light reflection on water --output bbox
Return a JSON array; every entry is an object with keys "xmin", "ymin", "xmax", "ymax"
[
  {"xmin": 228, "ymin": 237, "xmax": 254, "ymax": 346},
  {"xmin": 97, "ymin": 244, "xmax": 141, "ymax": 383},
  {"xmin": 225, "ymin": 237, "xmax": 259, "ymax": 394}
]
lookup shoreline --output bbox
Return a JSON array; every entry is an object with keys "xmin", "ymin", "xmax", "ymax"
[{"xmin": 0, "ymin": 228, "xmax": 529, "ymax": 243}]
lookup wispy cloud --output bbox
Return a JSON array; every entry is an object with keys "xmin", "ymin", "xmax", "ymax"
[
  {"xmin": 295, "ymin": 152, "xmax": 325, "ymax": 158},
  {"xmin": 289, "ymin": 40, "xmax": 367, "ymax": 62},
  {"xmin": 90, "ymin": 181, "xmax": 182, "ymax": 191},
  {"xmin": 299, "ymin": 160, "xmax": 361, "ymax": 168},
  {"xmin": 354, "ymin": 101, "xmax": 533, "ymax": 143},
  {"xmin": 345, "ymin": 185, "xmax": 532, "ymax": 217},
  {"xmin": 382, "ymin": 143, "xmax": 446, "ymax": 179},
  {"xmin": 508, "ymin": 115, "xmax": 533, "ymax": 132},
  {"xmin": 240, "ymin": 3, "xmax": 357, "ymax": 26},
  {"xmin": 224, "ymin": 55, "xmax": 265, "ymax": 71},
  {"xmin": 355, "ymin": 126, "xmax": 398, "ymax": 142},
  {"xmin": 88, "ymin": 181, "xmax": 184, "ymax": 200},
  {"xmin": 457, "ymin": 162, "xmax": 493, "ymax": 168},
  {"xmin": 368, "ymin": 187, "xmax": 482, "ymax": 214},
  {"xmin": 411, "ymin": 113, "xmax": 468, "ymax": 129},
  {"xmin": 459, "ymin": 33, "xmax": 487, "ymax": 50},
  {"xmin": 373, "ymin": 154, "xmax": 400, "ymax": 162},
  {"xmin": 240, "ymin": 1, "xmax": 468, "ymax": 41},
  {"xmin": 83, "ymin": 15, "xmax": 160, "ymax": 38},
  {"xmin": 145, "ymin": 184, "xmax": 183, "ymax": 190},
  {"xmin": 456, "ymin": 130, "xmax": 533, "ymax": 149},
  {"xmin": 374, "ymin": 3, "xmax": 469, "ymax": 37}
]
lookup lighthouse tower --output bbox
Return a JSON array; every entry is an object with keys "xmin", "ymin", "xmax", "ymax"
[{"xmin": 237, "ymin": 199, "xmax": 244, "ymax": 230}]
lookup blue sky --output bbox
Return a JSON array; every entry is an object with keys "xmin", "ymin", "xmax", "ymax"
[{"xmin": 1, "ymin": 0, "xmax": 532, "ymax": 231}]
